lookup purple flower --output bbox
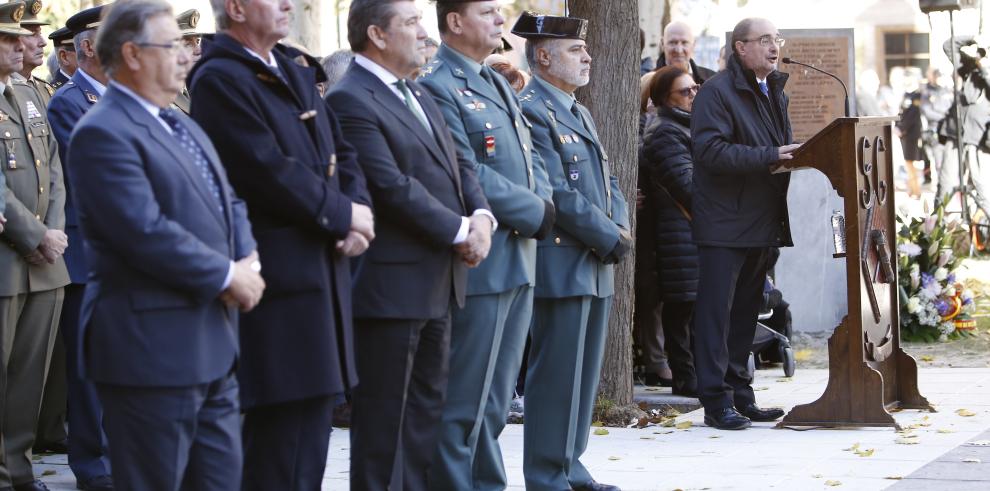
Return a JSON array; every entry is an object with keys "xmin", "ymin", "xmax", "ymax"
[
  {"xmin": 963, "ymin": 296, "xmax": 973, "ymax": 306},
  {"xmin": 947, "ymin": 273, "xmax": 956, "ymax": 284},
  {"xmin": 934, "ymin": 298, "xmax": 951, "ymax": 316},
  {"xmin": 920, "ymin": 272, "xmax": 935, "ymax": 288}
]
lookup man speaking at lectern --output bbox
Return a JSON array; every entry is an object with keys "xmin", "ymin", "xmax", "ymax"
[{"xmin": 690, "ymin": 17, "xmax": 800, "ymax": 430}]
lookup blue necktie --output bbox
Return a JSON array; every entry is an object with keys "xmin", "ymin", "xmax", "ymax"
[
  {"xmin": 159, "ymin": 108, "xmax": 225, "ymax": 216},
  {"xmin": 758, "ymin": 81, "xmax": 769, "ymax": 97}
]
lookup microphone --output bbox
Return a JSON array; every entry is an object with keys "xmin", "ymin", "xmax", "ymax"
[{"xmin": 781, "ymin": 57, "xmax": 850, "ymax": 117}]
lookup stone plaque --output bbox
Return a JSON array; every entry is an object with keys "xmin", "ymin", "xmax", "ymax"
[{"xmin": 777, "ymin": 29, "xmax": 856, "ymax": 142}]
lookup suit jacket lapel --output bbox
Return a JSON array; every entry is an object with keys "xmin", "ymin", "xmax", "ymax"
[
  {"xmin": 109, "ymin": 88, "xmax": 227, "ymax": 230},
  {"xmin": 410, "ymin": 79, "xmax": 462, "ymax": 192}
]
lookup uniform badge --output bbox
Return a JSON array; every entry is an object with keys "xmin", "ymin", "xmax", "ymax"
[
  {"xmin": 328, "ymin": 153, "xmax": 337, "ymax": 177},
  {"xmin": 85, "ymin": 92, "xmax": 98, "ymax": 104},
  {"xmin": 559, "ymin": 135, "xmax": 566, "ymax": 144},
  {"xmin": 0, "ymin": 112, "xmax": 8, "ymax": 122},
  {"xmin": 484, "ymin": 135, "xmax": 496, "ymax": 157},
  {"xmin": 569, "ymin": 168, "xmax": 579, "ymax": 181},
  {"xmin": 25, "ymin": 100, "xmax": 41, "ymax": 119},
  {"xmin": 572, "ymin": 134, "xmax": 580, "ymax": 143},
  {"xmin": 563, "ymin": 135, "xmax": 572, "ymax": 144},
  {"xmin": 454, "ymin": 68, "xmax": 465, "ymax": 76}
]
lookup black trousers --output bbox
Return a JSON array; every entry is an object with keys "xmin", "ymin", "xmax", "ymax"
[
  {"xmin": 242, "ymin": 395, "xmax": 335, "ymax": 491},
  {"xmin": 692, "ymin": 246, "xmax": 769, "ymax": 412},
  {"xmin": 661, "ymin": 300, "xmax": 696, "ymax": 392},
  {"xmin": 350, "ymin": 315, "xmax": 450, "ymax": 491}
]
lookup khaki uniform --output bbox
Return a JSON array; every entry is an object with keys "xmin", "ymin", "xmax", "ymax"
[{"xmin": 0, "ymin": 75, "xmax": 69, "ymax": 487}]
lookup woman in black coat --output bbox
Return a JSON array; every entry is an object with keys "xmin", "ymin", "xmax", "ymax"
[{"xmin": 640, "ymin": 66, "xmax": 699, "ymax": 396}]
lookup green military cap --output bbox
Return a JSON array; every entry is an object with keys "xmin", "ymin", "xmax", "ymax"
[
  {"xmin": 48, "ymin": 25, "xmax": 72, "ymax": 47},
  {"xmin": 0, "ymin": 2, "xmax": 32, "ymax": 36},
  {"xmin": 511, "ymin": 11, "xmax": 588, "ymax": 40},
  {"xmin": 19, "ymin": 0, "xmax": 48, "ymax": 26},
  {"xmin": 176, "ymin": 9, "xmax": 201, "ymax": 37}
]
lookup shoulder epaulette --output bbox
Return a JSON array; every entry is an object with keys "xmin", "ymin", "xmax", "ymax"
[
  {"xmin": 419, "ymin": 59, "xmax": 443, "ymax": 77},
  {"xmin": 519, "ymin": 90, "xmax": 536, "ymax": 103}
]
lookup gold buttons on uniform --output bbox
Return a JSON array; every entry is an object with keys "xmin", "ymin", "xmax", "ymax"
[
  {"xmin": 27, "ymin": 133, "xmax": 32, "ymax": 139},
  {"xmin": 34, "ymin": 214, "xmax": 40, "ymax": 220},
  {"xmin": 572, "ymin": 155, "xmax": 578, "ymax": 162},
  {"xmin": 523, "ymin": 144, "xmax": 528, "ymax": 152},
  {"xmin": 554, "ymin": 237, "xmax": 561, "ymax": 244},
  {"xmin": 513, "ymin": 230, "xmax": 520, "ymax": 236},
  {"xmin": 3, "ymin": 132, "xmax": 9, "ymax": 137},
  {"xmin": 34, "ymin": 159, "xmax": 39, "ymax": 167},
  {"xmin": 39, "ymin": 187, "xmax": 44, "ymax": 193}
]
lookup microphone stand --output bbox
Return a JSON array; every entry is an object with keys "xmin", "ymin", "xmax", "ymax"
[{"xmin": 781, "ymin": 57, "xmax": 850, "ymax": 117}]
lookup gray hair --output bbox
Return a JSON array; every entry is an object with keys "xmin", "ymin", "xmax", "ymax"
[
  {"xmin": 524, "ymin": 39, "xmax": 556, "ymax": 71},
  {"xmin": 96, "ymin": 0, "xmax": 173, "ymax": 77},
  {"xmin": 321, "ymin": 49, "xmax": 354, "ymax": 88},
  {"xmin": 347, "ymin": 0, "xmax": 403, "ymax": 53},
  {"xmin": 731, "ymin": 18, "xmax": 758, "ymax": 55},
  {"xmin": 45, "ymin": 51, "xmax": 59, "ymax": 83},
  {"xmin": 210, "ymin": 0, "xmax": 243, "ymax": 31},
  {"xmin": 73, "ymin": 29, "xmax": 96, "ymax": 61}
]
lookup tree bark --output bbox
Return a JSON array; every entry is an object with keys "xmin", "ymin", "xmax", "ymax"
[
  {"xmin": 289, "ymin": 0, "xmax": 321, "ymax": 55},
  {"xmin": 569, "ymin": 0, "xmax": 639, "ymax": 406}
]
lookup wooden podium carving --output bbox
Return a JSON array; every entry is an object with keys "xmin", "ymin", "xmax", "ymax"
[{"xmin": 772, "ymin": 117, "xmax": 934, "ymax": 429}]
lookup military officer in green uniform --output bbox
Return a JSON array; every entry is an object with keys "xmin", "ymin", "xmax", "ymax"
[
  {"xmin": 14, "ymin": 0, "xmax": 54, "ymax": 106},
  {"xmin": 515, "ymin": 12, "xmax": 630, "ymax": 491},
  {"xmin": 418, "ymin": 1, "xmax": 556, "ymax": 489},
  {"xmin": 0, "ymin": 2, "xmax": 70, "ymax": 489},
  {"xmin": 172, "ymin": 8, "xmax": 202, "ymax": 114}
]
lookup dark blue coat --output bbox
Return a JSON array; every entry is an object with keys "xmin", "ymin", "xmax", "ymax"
[
  {"xmin": 690, "ymin": 54, "xmax": 793, "ymax": 248},
  {"xmin": 189, "ymin": 34, "xmax": 369, "ymax": 408},
  {"xmin": 641, "ymin": 106, "xmax": 697, "ymax": 302},
  {"xmin": 47, "ymin": 70, "xmax": 101, "ymax": 284},
  {"xmin": 68, "ymin": 85, "xmax": 256, "ymax": 386}
]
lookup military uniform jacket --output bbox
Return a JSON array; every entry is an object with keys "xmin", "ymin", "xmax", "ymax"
[
  {"xmin": 189, "ymin": 34, "xmax": 369, "ymax": 408},
  {"xmin": 0, "ymin": 76, "xmax": 70, "ymax": 297},
  {"xmin": 51, "ymin": 70, "xmax": 69, "ymax": 90},
  {"xmin": 520, "ymin": 76, "xmax": 629, "ymax": 299},
  {"xmin": 172, "ymin": 87, "xmax": 191, "ymax": 115},
  {"xmin": 418, "ymin": 45, "xmax": 552, "ymax": 296},
  {"xmin": 48, "ymin": 69, "xmax": 101, "ymax": 284},
  {"xmin": 13, "ymin": 73, "xmax": 55, "ymax": 108}
]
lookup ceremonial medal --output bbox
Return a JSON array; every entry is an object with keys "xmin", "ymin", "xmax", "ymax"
[
  {"xmin": 0, "ymin": 112, "xmax": 8, "ymax": 122},
  {"xmin": 484, "ymin": 136, "xmax": 496, "ymax": 157},
  {"xmin": 25, "ymin": 101, "xmax": 41, "ymax": 119},
  {"xmin": 569, "ymin": 168, "xmax": 579, "ymax": 181}
]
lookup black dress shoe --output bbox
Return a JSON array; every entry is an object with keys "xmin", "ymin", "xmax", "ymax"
[
  {"xmin": 704, "ymin": 407, "xmax": 751, "ymax": 430},
  {"xmin": 573, "ymin": 480, "xmax": 622, "ymax": 491},
  {"xmin": 77, "ymin": 475, "xmax": 113, "ymax": 491},
  {"xmin": 643, "ymin": 372, "xmax": 673, "ymax": 387},
  {"xmin": 671, "ymin": 381, "xmax": 698, "ymax": 397},
  {"xmin": 737, "ymin": 403, "xmax": 785, "ymax": 422},
  {"xmin": 32, "ymin": 440, "xmax": 68, "ymax": 454},
  {"xmin": 13, "ymin": 480, "xmax": 50, "ymax": 491}
]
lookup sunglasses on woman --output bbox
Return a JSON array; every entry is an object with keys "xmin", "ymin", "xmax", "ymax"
[{"xmin": 673, "ymin": 85, "xmax": 700, "ymax": 97}]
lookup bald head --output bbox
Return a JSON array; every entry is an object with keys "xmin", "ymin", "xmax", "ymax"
[{"xmin": 662, "ymin": 20, "xmax": 694, "ymax": 71}]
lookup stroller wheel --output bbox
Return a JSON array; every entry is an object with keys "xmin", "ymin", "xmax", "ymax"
[
  {"xmin": 747, "ymin": 352, "xmax": 756, "ymax": 380},
  {"xmin": 782, "ymin": 347, "xmax": 796, "ymax": 378}
]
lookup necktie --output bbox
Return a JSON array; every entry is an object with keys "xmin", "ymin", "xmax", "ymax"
[
  {"xmin": 395, "ymin": 79, "xmax": 431, "ymax": 132},
  {"xmin": 571, "ymin": 102, "xmax": 595, "ymax": 138},
  {"xmin": 159, "ymin": 108, "xmax": 225, "ymax": 216},
  {"xmin": 758, "ymin": 81, "xmax": 769, "ymax": 97},
  {"xmin": 2, "ymin": 85, "xmax": 15, "ymax": 108}
]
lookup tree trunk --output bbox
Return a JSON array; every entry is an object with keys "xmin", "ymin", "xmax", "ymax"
[
  {"xmin": 569, "ymin": 0, "xmax": 639, "ymax": 407},
  {"xmin": 290, "ymin": 0, "xmax": 321, "ymax": 55}
]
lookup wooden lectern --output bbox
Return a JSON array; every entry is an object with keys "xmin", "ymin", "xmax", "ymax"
[{"xmin": 772, "ymin": 117, "xmax": 934, "ymax": 429}]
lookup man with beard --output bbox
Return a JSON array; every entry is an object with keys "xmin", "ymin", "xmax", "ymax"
[
  {"xmin": 192, "ymin": 0, "xmax": 372, "ymax": 488},
  {"xmin": 690, "ymin": 17, "xmax": 798, "ymax": 431},
  {"xmin": 172, "ymin": 8, "xmax": 201, "ymax": 114},
  {"xmin": 516, "ymin": 12, "xmax": 630, "ymax": 491},
  {"xmin": 417, "ymin": 2, "xmax": 555, "ymax": 489},
  {"xmin": 14, "ymin": 0, "xmax": 54, "ymax": 106},
  {"xmin": 655, "ymin": 20, "xmax": 715, "ymax": 85}
]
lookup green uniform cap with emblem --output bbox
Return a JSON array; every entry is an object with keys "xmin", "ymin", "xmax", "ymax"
[
  {"xmin": 0, "ymin": 2, "xmax": 33, "ymax": 36},
  {"xmin": 176, "ymin": 8, "xmax": 201, "ymax": 37},
  {"xmin": 19, "ymin": 0, "xmax": 48, "ymax": 26},
  {"xmin": 510, "ymin": 11, "xmax": 588, "ymax": 40},
  {"xmin": 48, "ymin": 25, "xmax": 72, "ymax": 46}
]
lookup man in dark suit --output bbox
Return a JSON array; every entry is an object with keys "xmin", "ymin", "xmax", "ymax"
[
  {"xmin": 690, "ymin": 17, "xmax": 798, "ymax": 430},
  {"xmin": 67, "ymin": 0, "xmax": 265, "ymax": 488},
  {"xmin": 327, "ymin": 1, "xmax": 492, "ymax": 489},
  {"xmin": 190, "ymin": 0, "xmax": 372, "ymax": 488},
  {"xmin": 45, "ymin": 6, "xmax": 114, "ymax": 489}
]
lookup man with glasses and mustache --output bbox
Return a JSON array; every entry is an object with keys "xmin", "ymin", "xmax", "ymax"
[{"xmin": 690, "ymin": 17, "xmax": 800, "ymax": 431}]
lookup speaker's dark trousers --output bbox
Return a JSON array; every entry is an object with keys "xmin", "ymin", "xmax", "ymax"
[
  {"xmin": 692, "ymin": 246, "xmax": 769, "ymax": 413},
  {"xmin": 97, "ymin": 371, "xmax": 241, "ymax": 491},
  {"xmin": 350, "ymin": 315, "xmax": 451, "ymax": 491},
  {"xmin": 242, "ymin": 394, "xmax": 335, "ymax": 491}
]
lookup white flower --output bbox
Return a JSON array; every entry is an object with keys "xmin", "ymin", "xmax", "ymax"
[
  {"xmin": 898, "ymin": 243, "xmax": 923, "ymax": 257},
  {"xmin": 935, "ymin": 267, "xmax": 949, "ymax": 281},
  {"xmin": 938, "ymin": 249, "xmax": 953, "ymax": 267},
  {"xmin": 907, "ymin": 297, "xmax": 922, "ymax": 313},
  {"xmin": 910, "ymin": 264, "xmax": 921, "ymax": 289},
  {"xmin": 923, "ymin": 216, "xmax": 938, "ymax": 234},
  {"xmin": 943, "ymin": 286, "xmax": 957, "ymax": 297}
]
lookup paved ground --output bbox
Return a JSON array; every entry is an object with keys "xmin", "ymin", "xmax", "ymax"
[{"xmin": 34, "ymin": 366, "xmax": 990, "ymax": 490}]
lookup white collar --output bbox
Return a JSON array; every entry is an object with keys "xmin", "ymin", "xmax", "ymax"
[
  {"xmin": 244, "ymin": 46, "xmax": 279, "ymax": 70},
  {"xmin": 78, "ymin": 68, "xmax": 107, "ymax": 96},
  {"xmin": 354, "ymin": 54, "xmax": 400, "ymax": 86},
  {"xmin": 108, "ymin": 81, "xmax": 165, "ymax": 117}
]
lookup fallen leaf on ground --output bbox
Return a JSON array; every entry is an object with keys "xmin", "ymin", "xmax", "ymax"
[
  {"xmin": 811, "ymin": 474, "xmax": 823, "ymax": 478},
  {"xmin": 963, "ymin": 458, "xmax": 982, "ymax": 463},
  {"xmin": 644, "ymin": 387, "xmax": 661, "ymax": 392},
  {"xmin": 607, "ymin": 456, "xmax": 621, "ymax": 461},
  {"xmin": 41, "ymin": 470, "xmax": 55, "ymax": 476},
  {"xmin": 843, "ymin": 443, "xmax": 860, "ymax": 451},
  {"xmin": 896, "ymin": 437, "xmax": 921, "ymax": 445},
  {"xmin": 937, "ymin": 428, "xmax": 955, "ymax": 434},
  {"xmin": 855, "ymin": 448, "xmax": 875, "ymax": 457},
  {"xmin": 653, "ymin": 430, "xmax": 674, "ymax": 435},
  {"xmin": 708, "ymin": 435, "xmax": 721, "ymax": 439},
  {"xmin": 675, "ymin": 421, "xmax": 692, "ymax": 429},
  {"xmin": 753, "ymin": 386, "xmax": 769, "ymax": 391},
  {"xmin": 776, "ymin": 378, "xmax": 793, "ymax": 383},
  {"xmin": 591, "ymin": 421, "xmax": 604, "ymax": 427},
  {"xmin": 884, "ymin": 476, "xmax": 903, "ymax": 480},
  {"xmin": 661, "ymin": 419, "xmax": 676, "ymax": 427},
  {"xmin": 825, "ymin": 480, "xmax": 842, "ymax": 486},
  {"xmin": 794, "ymin": 349, "xmax": 813, "ymax": 361},
  {"xmin": 593, "ymin": 428, "xmax": 609, "ymax": 436},
  {"xmin": 921, "ymin": 355, "xmax": 935, "ymax": 362},
  {"xmin": 640, "ymin": 436, "xmax": 654, "ymax": 440},
  {"xmin": 956, "ymin": 409, "xmax": 977, "ymax": 417}
]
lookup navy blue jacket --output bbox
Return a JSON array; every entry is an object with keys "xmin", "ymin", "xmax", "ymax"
[
  {"xmin": 327, "ymin": 61, "xmax": 489, "ymax": 319},
  {"xmin": 189, "ymin": 34, "xmax": 368, "ymax": 408},
  {"xmin": 48, "ymin": 70, "xmax": 102, "ymax": 284},
  {"xmin": 690, "ymin": 54, "xmax": 793, "ymax": 248},
  {"xmin": 68, "ymin": 85, "xmax": 256, "ymax": 387}
]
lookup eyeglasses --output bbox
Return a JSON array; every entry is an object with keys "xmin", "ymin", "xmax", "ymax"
[
  {"xmin": 182, "ymin": 37, "xmax": 202, "ymax": 48},
  {"xmin": 673, "ymin": 85, "xmax": 700, "ymax": 97},
  {"xmin": 136, "ymin": 39, "xmax": 186, "ymax": 54},
  {"xmin": 741, "ymin": 35, "xmax": 785, "ymax": 48}
]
